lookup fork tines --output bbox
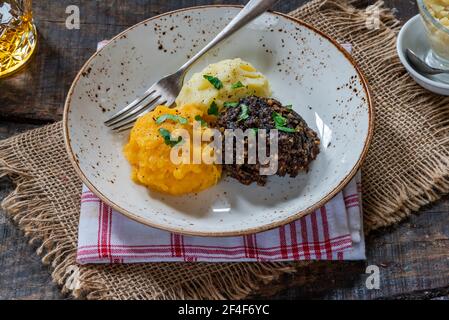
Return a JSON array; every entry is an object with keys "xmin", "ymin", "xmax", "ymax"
[{"xmin": 104, "ymin": 88, "xmax": 166, "ymax": 132}]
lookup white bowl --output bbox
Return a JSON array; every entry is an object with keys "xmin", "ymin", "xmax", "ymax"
[
  {"xmin": 397, "ymin": 15, "xmax": 449, "ymax": 96},
  {"xmin": 64, "ymin": 6, "xmax": 374, "ymax": 236}
]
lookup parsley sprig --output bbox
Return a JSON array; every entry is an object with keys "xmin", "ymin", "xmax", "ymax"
[
  {"xmin": 208, "ymin": 101, "xmax": 219, "ymax": 116},
  {"xmin": 238, "ymin": 104, "xmax": 250, "ymax": 122},
  {"xmin": 231, "ymin": 81, "xmax": 245, "ymax": 89},
  {"xmin": 156, "ymin": 114, "xmax": 187, "ymax": 125},
  {"xmin": 203, "ymin": 75, "xmax": 223, "ymax": 90},
  {"xmin": 159, "ymin": 128, "xmax": 183, "ymax": 147},
  {"xmin": 272, "ymin": 112, "xmax": 297, "ymax": 133},
  {"xmin": 194, "ymin": 115, "xmax": 207, "ymax": 127},
  {"xmin": 223, "ymin": 101, "xmax": 239, "ymax": 108}
]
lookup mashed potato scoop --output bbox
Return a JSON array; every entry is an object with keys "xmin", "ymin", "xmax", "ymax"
[{"xmin": 176, "ymin": 58, "xmax": 271, "ymax": 113}]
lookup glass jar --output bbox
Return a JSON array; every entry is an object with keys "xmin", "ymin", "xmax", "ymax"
[{"xmin": 418, "ymin": 0, "xmax": 449, "ymax": 68}]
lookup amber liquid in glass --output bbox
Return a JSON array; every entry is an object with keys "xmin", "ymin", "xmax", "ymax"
[{"xmin": 0, "ymin": 0, "xmax": 37, "ymax": 78}]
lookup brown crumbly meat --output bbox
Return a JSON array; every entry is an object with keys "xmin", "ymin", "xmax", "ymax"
[{"xmin": 215, "ymin": 96, "xmax": 321, "ymax": 186}]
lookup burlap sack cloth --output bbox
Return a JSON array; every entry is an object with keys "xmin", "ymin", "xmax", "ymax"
[{"xmin": 1, "ymin": 0, "xmax": 449, "ymax": 299}]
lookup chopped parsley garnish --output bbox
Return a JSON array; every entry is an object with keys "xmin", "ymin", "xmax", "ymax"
[
  {"xmin": 273, "ymin": 112, "xmax": 287, "ymax": 126},
  {"xmin": 285, "ymin": 104, "xmax": 293, "ymax": 109},
  {"xmin": 194, "ymin": 115, "xmax": 207, "ymax": 127},
  {"xmin": 155, "ymin": 114, "xmax": 187, "ymax": 125},
  {"xmin": 231, "ymin": 81, "xmax": 244, "ymax": 89},
  {"xmin": 159, "ymin": 128, "xmax": 183, "ymax": 147},
  {"xmin": 277, "ymin": 126, "xmax": 297, "ymax": 133},
  {"xmin": 272, "ymin": 112, "xmax": 297, "ymax": 133},
  {"xmin": 207, "ymin": 101, "xmax": 219, "ymax": 116},
  {"xmin": 203, "ymin": 75, "xmax": 223, "ymax": 89},
  {"xmin": 223, "ymin": 101, "xmax": 239, "ymax": 108},
  {"xmin": 238, "ymin": 104, "xmax": 249, "ymax": 122}
]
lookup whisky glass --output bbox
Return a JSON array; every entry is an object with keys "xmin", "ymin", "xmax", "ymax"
[{"xmin": 0, "ymin": 0, "xmax": 37, "ymax": 78}]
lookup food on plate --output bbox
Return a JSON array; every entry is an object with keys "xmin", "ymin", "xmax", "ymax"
[
  {"xmin": 176, "ymin": 58, "xmax": 271, "ymax": 113},
  {"xmin": 215, "ymin": 96, "xmax": 321, "ymax": 186},
  {"xmin": 421, "ymin": 0, "xmax": 449, "ymax": 61},
  {"xmin": 124, "ymin": 58, "xmax": 320, "ymax": 195},
  {"xmin": 124, "ymin": 105, "xmax": 221, "ymax": 195},
  {"xmin": 424, "ymin": 0, "xmax": 449, "ymax": 27}
]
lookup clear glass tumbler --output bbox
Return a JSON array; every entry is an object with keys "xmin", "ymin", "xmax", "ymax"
[
  {"xmin": 418, "ymin": 0, "xmax": 449, "ymax": 69},
  {"xmin": 0, "ymin": 0, "xmax": 37, "ymax": 78}
]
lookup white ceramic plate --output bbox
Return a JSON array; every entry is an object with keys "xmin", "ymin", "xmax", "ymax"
[{"xmin": 64, "ymin": 6, "xmax": 373, "ymax": 236}]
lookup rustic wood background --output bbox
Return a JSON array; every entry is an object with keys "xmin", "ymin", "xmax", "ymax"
[{"xmin": 1, "ymin": 0, "xmax": 448, "ymax": 300}]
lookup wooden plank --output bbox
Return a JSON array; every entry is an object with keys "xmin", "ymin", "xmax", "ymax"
[
  {"xmin": 0, "ymin": 187, "xmax": 65, "ymax": 300},
  {"xmin": 0, "ymin": 0, "xmax": 448, "ymax": 300},
  {"xmin": 252, "ymin": 199, "xmax": 449, "ymax": 299},
  {"xmin": 0, "ymin": 122, "xmax": 65, "ymax": 300}
]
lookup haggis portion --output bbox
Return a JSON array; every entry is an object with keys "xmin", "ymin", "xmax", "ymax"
[{"xmin": 215, "ymin": 96, "xmax": 321, "ymax": 186}]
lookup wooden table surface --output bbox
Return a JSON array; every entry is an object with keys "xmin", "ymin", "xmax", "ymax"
[{"xmin": 1, "ymin": 0, "xmax": 448, "ymax": 300}]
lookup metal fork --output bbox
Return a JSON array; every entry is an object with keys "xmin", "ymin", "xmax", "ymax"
[{"xmin": 105, "ymin": 0, "xmax": 279, "ymax": 132}]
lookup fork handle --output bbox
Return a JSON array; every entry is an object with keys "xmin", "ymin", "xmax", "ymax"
[{"xmin": 178, "ymin": 0, "xmax": 279, "ymax": 73}]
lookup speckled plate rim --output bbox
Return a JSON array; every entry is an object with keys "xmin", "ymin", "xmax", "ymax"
[{"xmin": 63, "ymin": 5, "xmax": 375, "ymax": 237}]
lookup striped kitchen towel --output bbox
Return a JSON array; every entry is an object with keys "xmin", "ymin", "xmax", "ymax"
[{"xmin": 77, "ymin": 172, "xmax": 365, "ymax": 263}]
